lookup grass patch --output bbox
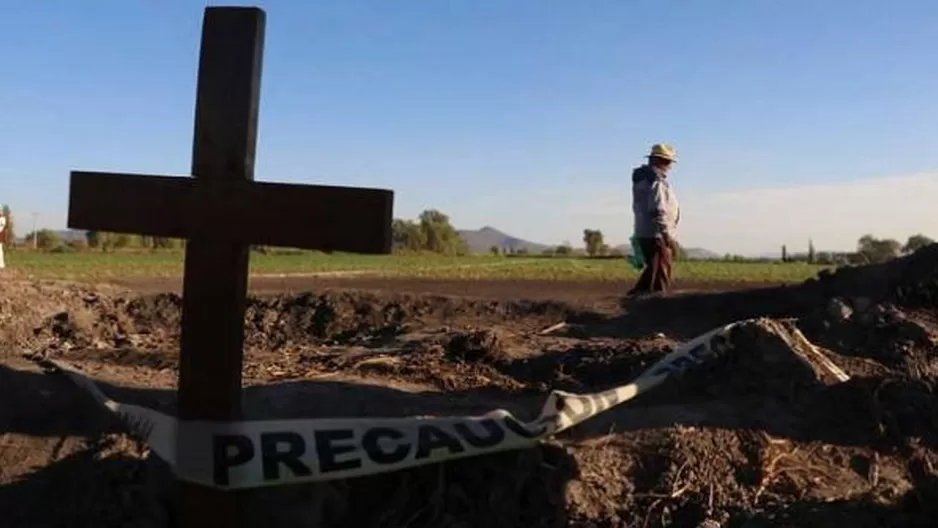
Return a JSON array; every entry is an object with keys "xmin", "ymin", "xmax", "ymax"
[{"xmin": 7, "ymin": 251, "xmax": 830, "ymax": 284}]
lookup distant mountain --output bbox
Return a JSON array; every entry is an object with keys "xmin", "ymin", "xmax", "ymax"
[
  {"xmin": 457, "ymin": 227, "xmax": 721, "ymax": 258},
  {"xmin": 458, "ymin": 226, "xmax": 550, "ymax": 254},
  {"xmin": 684, "ymin": 247, "xmax": 720, "ymax": 260}
]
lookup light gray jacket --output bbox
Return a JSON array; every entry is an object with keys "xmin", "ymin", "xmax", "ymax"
[{"xmin": 632, "ymin": 165, "xmax": 680, "ymax": 239}]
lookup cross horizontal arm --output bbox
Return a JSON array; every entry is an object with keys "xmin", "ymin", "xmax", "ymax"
[{"xmin": 68, "ymin": 171, "xmax": 394, "ymax": 254}]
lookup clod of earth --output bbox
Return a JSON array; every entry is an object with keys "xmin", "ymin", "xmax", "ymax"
[
  {"xmin": 3, "ymin": 244, "xmax": 938, "ymax": 527},
  {"xmin": 446, "ymin": 328, "xmax": 522, "ymax": 363}
]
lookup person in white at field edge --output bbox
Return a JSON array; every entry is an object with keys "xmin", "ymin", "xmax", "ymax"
[{"xmin": 0, "ymin": 207, "xmax": 6, "ymax": 270}]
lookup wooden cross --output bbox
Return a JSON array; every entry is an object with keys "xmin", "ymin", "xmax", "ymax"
[{"xmin": 66, "ymin": 7, "xmax": 393, "ymax": 527}]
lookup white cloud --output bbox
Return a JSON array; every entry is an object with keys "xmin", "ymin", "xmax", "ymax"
[{"xmin": 451, "ymin": 172, "xmax": 938, "ymax": 255}]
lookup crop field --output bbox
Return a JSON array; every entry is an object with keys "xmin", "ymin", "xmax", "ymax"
[{"xmin": 9, "ymin": 250, "xmax": 829, "ymax": 283}]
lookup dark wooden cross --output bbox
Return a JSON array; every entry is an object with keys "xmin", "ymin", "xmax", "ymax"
[{"xmin": 66, "ymin": 7, "xmax": 393, "ymax": 528}]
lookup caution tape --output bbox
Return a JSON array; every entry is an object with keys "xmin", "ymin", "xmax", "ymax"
[{"xmin": 33, "ymin": 320, "xmax": 759, "ymax": 490}]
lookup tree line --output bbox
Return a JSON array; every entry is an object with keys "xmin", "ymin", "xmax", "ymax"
[
  {"xmin": 392, "ymin": 209, "xmax": 469, "ymax": 255},
  {"xmin": 2, "ymin": 203, "xmax": 935, "ymax": 264},
  {"xmin": 0, "ymin": 205, "xmax": 186, "ymax": 251},
  {"xmin": 779, "ymin": 234, "xmax": 934, "ymax": 265},
  {"xmin": 9, "ymin": 229, "xmax": 184, "ymax": 252}
]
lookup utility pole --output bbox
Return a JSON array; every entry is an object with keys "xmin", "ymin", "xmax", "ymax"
[{"xmin": 31, "ymin": 213, "xmax": 38, "ymax": 250}]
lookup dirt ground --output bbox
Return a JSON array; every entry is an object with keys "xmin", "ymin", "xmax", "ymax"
[
  {"xmin": 123, "ymin": 275, "xmax": 787, "ymax": 302},
  {"xmin": 2, "ymin": 249, "xmax": 938, "ymax": 527}
]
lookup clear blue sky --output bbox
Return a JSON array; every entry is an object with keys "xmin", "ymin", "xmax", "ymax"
[{"xmin": 2, "ymin": 1, "xmax": 937, "ymax": 254}]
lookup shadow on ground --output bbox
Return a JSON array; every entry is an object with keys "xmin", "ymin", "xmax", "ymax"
[
  {"xmin": 595, "ymin": 285, "xmax": 822, "ymax": 340},
  {"xmin": 4, "ymin": 356, "xmax": 938, "ymax": 527},
  {"xmin": 0, "ymin": 363, "xmax": 575, "ymax": 528}
]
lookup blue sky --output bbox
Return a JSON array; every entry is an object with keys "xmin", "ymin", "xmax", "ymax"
[{"xmin": 2, "ymin": 1, "xmax": 937, "ymax": 255}]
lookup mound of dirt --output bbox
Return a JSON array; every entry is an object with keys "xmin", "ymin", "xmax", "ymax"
[
  {"xmin": 809, "ymin": 243, "xmax": 938, "ymax": 305},
  {"xmin": 446, "ymin": 328, "xmax": 523, "ymax": 363},
  {"xmin": 0, "ymin": 279, "xmax": 127, "ymax": 355},
  {"xmin": 27, "ymin": 290, "xmax": 578, "ymax": 354},
  {"xmin": 659, "ymin": 318, "xmax": 846, "ymax": 404},
  {"xmin": 598, "ymin": 244, "xmax": 938, "ymax": 341},
  {"xmin": 798, "ymin": 297, "xmax": 938, "ymax": 377}
]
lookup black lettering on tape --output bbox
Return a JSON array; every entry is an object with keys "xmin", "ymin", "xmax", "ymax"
[
  {"xmin": 592, "ymin": 393, "xmax": 608, "ymax": 413},
  {"xmin": 556, "ymin": 389, "xmax": 622, "ymax": 427},
  {"xmin": 586, "ymin": 390, "xmax": 616, "ymax": 414},
  {"xmin": 362, "ymin": 427, "xmax": 411, "ymax": 465},
  {"xmin": 314, "ymin": 429, "xmax": 361, "ymax": 473},
  {"xmin": 212, "ymin": 434, "xmax": 255, "ymax": 487},
  {"xmin": 600, "ymin": 388, "xmax": 621, "ymax": 409},
  {"xmin": 503, "ymin": 416, "xmax": 547, "ymax": 439},
  {"xmin": 452, "ymin": 419, "xmax": 505, "ymax": 448},
  {"xmin": 558, "ymin": 395, "xmax": 595, "ymax": 424},
  {"xmin": 415, "ymin": 425, "xmax": 466, "ymax": 460},
  {"xmin": 260, "ymin": 432, "xmax": 312, "ymax": 481}
]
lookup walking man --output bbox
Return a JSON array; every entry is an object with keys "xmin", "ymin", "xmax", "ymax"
[{"xmin": 628, "ymin": 144, "xmax": 681, "ymax": 296}]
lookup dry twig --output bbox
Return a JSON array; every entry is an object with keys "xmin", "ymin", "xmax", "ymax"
[{"xmin": 538, "ymin": 321, "xmax": 567, "ymax": 335}]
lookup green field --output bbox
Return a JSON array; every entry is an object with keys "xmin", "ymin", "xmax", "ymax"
[{"xmin": 8, "ymin": 250, "xmax": 831, "ymax": 283}]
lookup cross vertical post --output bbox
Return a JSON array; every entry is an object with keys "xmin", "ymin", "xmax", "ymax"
[
  {"xmin": 175, "ymin": 7, "xmax": 264, "ymax": 527},
  {"xmin": 65, "ymin": 6, "xmax": 393, "ymax": 524}
]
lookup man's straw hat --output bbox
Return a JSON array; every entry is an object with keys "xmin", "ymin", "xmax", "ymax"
[{"xmin": 647, "ymin": 143, "xmax": 677, "ymax": 163}]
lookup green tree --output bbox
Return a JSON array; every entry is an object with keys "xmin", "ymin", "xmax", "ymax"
[
  {"xmin": 1, "ymin": 204, "xmax": 13, "ymax": 244},
  {"xmin": 23, "ymin": 229, "xmax": 62, "ymax": 250},
  {"xmin": 100, "ymin": 232, "xmax": 132, "ymax": 252},
  {"xmin": 582, "ymin": 229, "xmax": 604, "ymax": 257},
  {"xmin": 391, "ymin": 218, "xmax": 426, "ymax": 252},
  {"xmin": 807, "ymin": 239, "xmax": 816, "ymax": 264},
  {"xmin": 781, "ymin": 244, "xmax": 788, "ymax": 262},
  {"xmin": 67, "ymin": 237, "xmax": 88, "ymax": 251},
  {"xmin": 555, "ymin": 244, "xmax": 573, "ymax": 256},
  {"xmin": 903, "ymin": 234, "xmax": 934, "ymax": 254},
  {"xmin": 391, "ymin": 209, "xmax": 468, "ymax": 255},
  {"xmin": 86, "ymin": 230, "xmax": 101, "ymax": 249},
  {"xmin": 857, "ymin": 234, "xmax": 902, "ymax": 263},
  {"xmin": 418, "ymin": 209, "xmax": 468, "ymax": 255},
  {"xmin": 136, "ymin": 234, "xmax": 152, "ymax": 248},
  {"xmin": 489, "ymin": 245, "xmax": 500, "ymax": 256},
  {"xmin": 815, "ymin": 251, "xmax": 834, "ymax": 265},
  {"xmin": 152, "ymin": 237, "xmax": 178, "ymax": 249},
  {"xmin": 111, "ymin": 233, "xmax": 132, "ymax": 249}
]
